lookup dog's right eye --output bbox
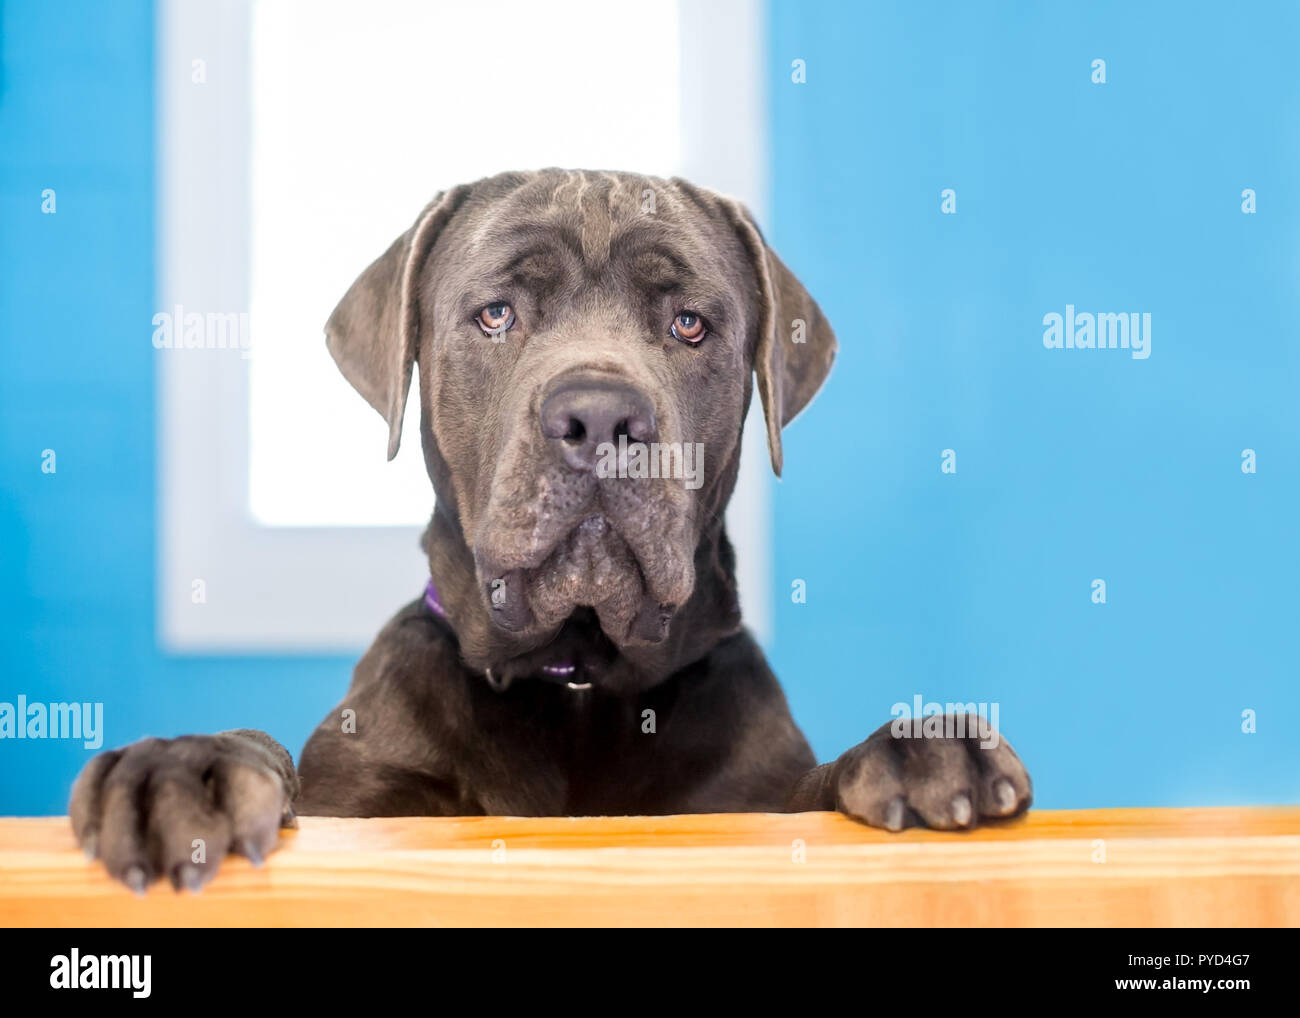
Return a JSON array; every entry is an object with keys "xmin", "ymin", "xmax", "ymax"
[{"xmin": 476, "ymin": 302, "xmax": 515, "ymax": 336}]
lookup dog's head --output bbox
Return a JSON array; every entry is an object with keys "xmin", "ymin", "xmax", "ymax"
[{"xmin": 326, "ymin": 170, "xmax": 835, "ymax": 688}]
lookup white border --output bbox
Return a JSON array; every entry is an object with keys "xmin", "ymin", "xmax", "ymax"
[{"xmin": 157, "ymin": 0, "xmax": 769, "ymax": 652}]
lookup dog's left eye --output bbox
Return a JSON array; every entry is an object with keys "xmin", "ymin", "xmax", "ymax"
[
  {"xmin": 671, "ymin": 311, "xmax": 707, "ymax": 344},
  {"xmin": 477, "ymin": 302, "xmax": 515, "ymax": 335}
]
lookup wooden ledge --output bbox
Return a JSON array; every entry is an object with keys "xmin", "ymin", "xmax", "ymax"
[{"xmin": 1, "ymin": 808, "xmax": 1297, "ymax": 927}]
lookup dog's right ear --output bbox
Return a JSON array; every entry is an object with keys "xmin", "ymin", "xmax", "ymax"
[{"xmin": 325, "ymin": 185, "xmax": 472, "ymax": 460}]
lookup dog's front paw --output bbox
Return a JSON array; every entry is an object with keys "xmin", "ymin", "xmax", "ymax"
[
  {"xmin": 69, "ymin": 730, "xmax": 298, "ymax": 892},
  {"xmin": 834, "ymin": 715, "xmax": 1031, "ymax": 831}
]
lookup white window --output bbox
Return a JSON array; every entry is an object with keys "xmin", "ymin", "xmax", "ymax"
[{"xmin": 158, "ymin": 0, "xmax": 770, "ymax": 650}]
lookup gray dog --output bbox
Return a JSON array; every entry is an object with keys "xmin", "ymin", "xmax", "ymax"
[{"xmin": 71, "ymin": 170, "xmax": 1031, "ymax": 892}]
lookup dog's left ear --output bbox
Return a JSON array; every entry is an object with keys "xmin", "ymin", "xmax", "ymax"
[
  {"xmin": 719, "ymin": 199, "xmax": 837, "ymax": 477},
  {"xmin": 325, "ymin": 185, "xmax": 472, "ymax": 460}
]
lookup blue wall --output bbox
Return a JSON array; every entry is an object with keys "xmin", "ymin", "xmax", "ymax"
[
  {"xmin": 1, "ymin": 1, "xmax": 1295, "ymax": 814},
  {"xmin": 0, "ymin": 1, "xmax": 348, "ymax": 814},
  {"xmin": 767, "ymin": 0, "xmax": 1299, "ymax": 806}
]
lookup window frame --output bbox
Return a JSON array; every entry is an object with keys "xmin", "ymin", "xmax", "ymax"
[{"xmin": 156, "ymin": 0, "xmax": 771, "ymax": 652}]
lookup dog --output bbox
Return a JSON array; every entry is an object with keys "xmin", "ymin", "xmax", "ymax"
[{"xmin": 70, "ymin": 170, "xmax": 1031, "ymax": 892}]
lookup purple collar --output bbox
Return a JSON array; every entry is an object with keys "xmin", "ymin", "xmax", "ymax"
[{"xmin": 423, "ymin": 578, "xmax": 584, "ymax": 692}]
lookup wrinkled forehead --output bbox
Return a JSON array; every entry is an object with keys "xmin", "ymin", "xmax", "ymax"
[{"xmin": 436, "ymin": 171, "xmax": 749, "ymax": 297}]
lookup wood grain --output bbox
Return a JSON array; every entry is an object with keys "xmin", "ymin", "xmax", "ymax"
[{"xmin": 1, "ymin": 808, "xmax": 1297, "ymax": 927}]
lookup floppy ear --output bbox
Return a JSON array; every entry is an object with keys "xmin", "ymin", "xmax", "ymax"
[
  {"xmin": 720, "ymin": 200, "xmax": 837, "ymax": 477},
  {"xmin": 324, "ymin": 185, "xmax": 471, "ymax": 460}
]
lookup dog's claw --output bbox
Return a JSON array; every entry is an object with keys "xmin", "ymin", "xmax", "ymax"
[
  {"xmin": 123, "ymin": 865, "xmax": 149, "ymax": 896},
  {"xmin": 171, "ymin": 863, "xmax": 204, "ymax": 893},
  {"xmin": 994, "ymin": 777, "xmax": 1017, "ymax": 814},
  {"xmin": 82, "ymin": 833, "xmax": 98, "ymax": 861},
  {"xmin": 240, "ymin": 840, "xmax": 265, "ymax": 867},
  {"xmin": 951, "ymin": 793, "xmax": 973, "ymax": 827},
  {"xmin": 884, "ymin": 797, "xmax": 905, "ymax": 832}
]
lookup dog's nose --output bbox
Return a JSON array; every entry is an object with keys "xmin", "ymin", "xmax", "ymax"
[{"xmin": 540, "ymin": 378, "xmax": 658, "ymax": 472}]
